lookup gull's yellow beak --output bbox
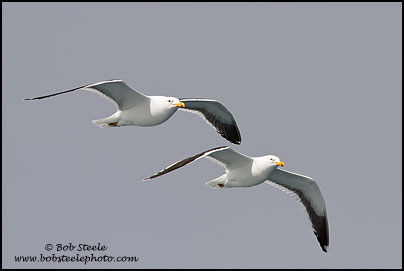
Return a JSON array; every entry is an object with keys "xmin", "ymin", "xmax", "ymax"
[
  {"xmin": 175, "ymin": 102, "xmax": 185, "ymax": 108},
  {"xmin": 276, "ymin": 161, "xmax": 285, "ymax": 167}
]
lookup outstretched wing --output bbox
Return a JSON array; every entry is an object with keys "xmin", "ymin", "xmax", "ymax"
[
  {"xmin": 143, "ymin": 146, "xmax": 251, "ymax": 181},
  {"xmin": 179, "ymin": 99, "xmax": 241, "ymax": 145},
  {"xmin": 25, "ymin": 79, "xmax": 149, "ymax": 111},
  {"xmin": 265, "ymin": 168, "xmax": 329, "ymax": 252}
]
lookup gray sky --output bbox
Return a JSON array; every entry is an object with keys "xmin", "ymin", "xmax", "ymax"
[{"xmin": 2, "ymin": 3, "xmax": 402, "ymax": 268}]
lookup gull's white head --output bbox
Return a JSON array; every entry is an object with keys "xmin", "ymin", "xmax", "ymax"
[
  {"xmin": 166, "ymin": 97, "xmax": 184, "ymax": 108},
  {"xmin": 153, "ymin": 96, "xmax": 184, "ymax": 111},
  {"xmin": 267, "ymin": 155, "xmax": 285, "ymax": 167}
]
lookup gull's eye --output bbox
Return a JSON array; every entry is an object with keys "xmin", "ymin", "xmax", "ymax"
[{"xmin": 168, "ymin": 99, "xmax": 172, "ymax": 103}]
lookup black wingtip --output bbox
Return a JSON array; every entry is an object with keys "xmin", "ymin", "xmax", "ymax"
[
  {"xmin": 314, "ymin": 215, "xmax": 329, "ymax": 253},
  {"xmin": 221, "ymin": 121, "xmax": 242, "ymax": 145},
  {"xmin": 228, "ymin": 139, "xmax": 241, "ymax": 145},
  {"xmin": 233, "ymin": 139, "xmax": 241, "ymax": 145}
]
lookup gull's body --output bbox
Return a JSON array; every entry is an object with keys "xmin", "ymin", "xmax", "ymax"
[
  {"xmin": 25, "ymin": 80, "xmax": 242, "ymax": 144},
  {"xmin": 144, "ymin": 146, "xmax": 329, "ymax": 252},
  {"xmin": 98, "ymin": 96, "xmax": 178, "ymax": 127}
]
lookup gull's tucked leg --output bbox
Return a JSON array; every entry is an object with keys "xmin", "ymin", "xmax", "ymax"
[{"xmin": 108, "ymin": 122, "xmax": 119, "ymax": 127}]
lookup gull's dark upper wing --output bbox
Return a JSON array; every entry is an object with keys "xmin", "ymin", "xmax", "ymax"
[
  {"xmin": 179, "ymin": 99, "xmax": 241, "ymax": 145},
  {"xmin": 143, "ymin": 146, "xmax": 229, "ymax": 181},
  {"xmin": 144, "ymin": 146, "xmax": 251, "ymax": 181},
  {"xmin": 265, "ymin": 168, "xmax": 329, "ymax": 252},
  {"xmin": 25, "ymin": 80, "xmax": 149, "ymax": 110}
]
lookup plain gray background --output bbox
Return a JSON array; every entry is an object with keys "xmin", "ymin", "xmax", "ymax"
[{"xmin": 2, "ymin": 3, "xmax": 402, "ymax": 268}]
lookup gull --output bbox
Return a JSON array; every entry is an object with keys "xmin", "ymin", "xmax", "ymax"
[
  {"xmin": 25, "ymin": 79, "xmax": 242, "ymax": 144},
  {"xmin": 144, "ymin": 146, "xmax": 329, "ymax": 252}
]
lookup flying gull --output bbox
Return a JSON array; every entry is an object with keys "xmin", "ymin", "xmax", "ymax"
[
  {"xmin": 25, "ymin": 80, "xmax": 241, "ymax": 144},
  {"xmin": 144, "ymin": 146, "xmax": 329, "ymax": 252}
]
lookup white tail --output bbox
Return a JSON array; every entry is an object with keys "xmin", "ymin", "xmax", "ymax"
[
  {"xmin": 92, "ymin": 118, "xmax": 110, "ymax": 128},
  {"xmin": 92, "ymin": 113, "xmax": 120, "ymax": 128},
  {"xmin": 205, "ymin": 174, "xmax": 227, "ymax": 189}
]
